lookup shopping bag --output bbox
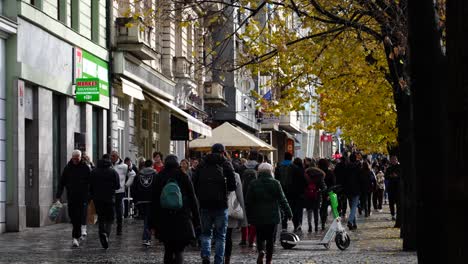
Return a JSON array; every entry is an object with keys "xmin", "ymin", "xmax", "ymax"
[
  {"xmin": 48, "ymin": 201, "xmax": 63, "ymax": 222},
  {"xmin": 87, "ymin": 200, "xmax": 98, "ymax": 225},
  {"xmin": 227, "ymin": 191, "xmax": 244, "ymax": 220}
]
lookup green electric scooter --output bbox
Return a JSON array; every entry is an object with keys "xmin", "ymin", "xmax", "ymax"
[{"xmin": 280, "ymin": 185, "xmax": 351, "ymax": 250}]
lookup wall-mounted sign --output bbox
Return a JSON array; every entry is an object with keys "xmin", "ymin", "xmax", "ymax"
[
  {"xmin": 74, "ymin": 47, "xmax": 109, "ymax": 97},
  {"xmin": 258, "ymin": 131, "xmax": 272, "ymax": 145},
  {"xmin": 75, "ymin": 78, "xmax": 100, "ymax": 102},
  {"xmin": 261, "ymin": 112, "xmax": 280, "ymax": 124},
  {"xmin": 321, "ymin": 134, "xmax": 333, "ymax": 142}
]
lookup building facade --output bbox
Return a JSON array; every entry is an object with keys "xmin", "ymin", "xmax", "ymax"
[
  {"xmin": 0, "ymin": 0, "xmax": 17, "ymax": 234},
  {"xmin": 111, "ymin": 0, "xmax": 211, "ymax": 162},
  {"xmin": 4, "ymin": 0, "xmax": 109, "ymax": 231}
]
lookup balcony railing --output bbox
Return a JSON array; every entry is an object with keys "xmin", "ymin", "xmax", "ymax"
[
  {"xmin": 204, "ymin": 81, "xmax": 227, "ymax": 107},
  {"xmin": 279, "ymin": 112, "xmax": 301, "ymax": 133},
  {"xmin": 174, "ymin": 57, "xmax": 194, "ymax": 79},
  {"xmin": 116, "ymin": 17, "xmax": 158, "ymax": 61}
]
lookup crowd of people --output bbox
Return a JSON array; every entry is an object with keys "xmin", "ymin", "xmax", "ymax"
[{"xmin": 55, "ymin": 145, "xmax": 401, "ymax": 264}]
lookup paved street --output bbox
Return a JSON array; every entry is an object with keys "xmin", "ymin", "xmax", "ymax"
[{"xmin": 0, "ymin": 207, "xmax": 416, "ymax": 263}]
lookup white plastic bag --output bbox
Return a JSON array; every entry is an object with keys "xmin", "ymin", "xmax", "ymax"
[
  {"xmin": 228, "ymin": 191, "xmax": 244, "ymax": 220},
  {"xmin": 48, "ymin": 201, "xmax": 63, "ymax": 222}
]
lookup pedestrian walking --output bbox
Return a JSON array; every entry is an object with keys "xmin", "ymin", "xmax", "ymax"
[
  {"xmin": 152, "ymin": 151, "xmax": 165, "ymax": 173},
  {"xmin": 80, "ymin": 152, "xmax": 94, "ymax": 237},
  {"xmin": 246, "ymin": 163, "xmax": 292, "ymax": 264},
  {"xmin": 359, "ymin": 160, "xmax": 376, "ymax": 217},
  {"xmin": 318, "ymin": 159, "xmax": 335, "ymax": 230},
  {"xmin": 134, "ymin": 159, "xmax": 157, "ymax": 246},
  {"xmin": 373, "ymin": 167, "xmax": 385, "ymax": 212},
  {"xmin": 334, "ymin": 156, "xmax": 348, "ymax": 217},
  {"xmin": 304, "ymin": 166, "xmax": 327, "ymax": 233},
  {"xmin": 192, "ymin": 143, "xmax": 236, "ymax": 264},
  {"xmin": 55, "ymin": 149, "xmax": 91, "ymax": 247},
  {"xmin": 180, "ymin": 159, "xmax": 192, "ymax": 180},
  {"xmin": 89, "ymin": 154, "xmax": 120, "ymax": 249},
  {"xmin": 225, "ymin": 171, "xmax": 247, "ymax": 264},
  {"xmin": 343, "ymin": 153, "xmax": 362, "ymax": 230},
  {"xmin": 385, "ymin": 155, "xmax": 401, "ymax": 226},
  {"xmin": 238, "ymin": 151, "xmax": 259, "ymax": 247},
  {"xmin": 275, "ymin": 153, "xmax": 305, "ymax": 232},
  {"xmin": 151, "ymin": 155, "xmax": 200, "ymax": 264},
  {"xmin": 110, "ymin": 150, "xmax": 136, "ymax": 235}
]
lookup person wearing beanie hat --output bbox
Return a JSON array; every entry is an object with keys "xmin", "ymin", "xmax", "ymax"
[
  {"xmin": 246, "ymin": 162, "xmax": 292, "ymax": 264},
  {"xmin": 192, "ymin": 143, "xmax": 236, "ymax": 264},
  {"xmin": 150, "ymin": 153, "xmax": 200, "ymax": 264}
]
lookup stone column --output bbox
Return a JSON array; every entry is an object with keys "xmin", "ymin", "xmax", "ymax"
[
  {"xmin": 36, "ymin": 87, "xmax": 53, "ymax": 226},
  {"xmin": 6, "ymin": 79, "xmax": 26, "ymax": 231}
]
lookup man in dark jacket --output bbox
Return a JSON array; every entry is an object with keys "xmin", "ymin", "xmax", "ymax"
[
  {"xmin": 134, "ymin": 159, "xmax": 157, "ymax": 246},
  {"xmin": 89, "ymin": 154, "xmax": 120, "ymax": 249},
  {"xmin": 334, "ymin": 157, "xmax": 348, "ymax": 217},
  {"xmin": 385, "ymin": 155, "xmax": 401, "ymax": 223},
  {"xmin": 274, "ymin": 152, "xmax": 306, "ymax": 232},
  {"xmin": 343, "ymin": 153, "xmax": 362, "ymax": 230},
  {"xmin": 192, "ymin": 143, "xmax": 236, "ymax": 264},
  {"xmin": 56, "ymin": 149, "xmax": 91, "ymax": 248}
]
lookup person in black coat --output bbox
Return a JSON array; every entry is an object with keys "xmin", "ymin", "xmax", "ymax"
[
  {"xmin": 134, "ymin": 159, "xmax": 157, "ymax": 246},
  {"xmin": 55, "ymin": 150, "xmax": 91, "ymax": 247},
  {"xmin": 334, "ymin": 156, "xmax": 348, "ymax": 217},
  {"xmin": 151, "ymin": 155, "xmax": 200, "ymax": 264},
  {"xmin": 89, "ymin": 154, "xmax": 120, "ymax": 249},
  {"xmin": 343, "ymin": 153, "xmax": 362, "ymax": 230},
  {"xmin": 318, "ymin": 159, "xmax": 336, "ymax": 230}
]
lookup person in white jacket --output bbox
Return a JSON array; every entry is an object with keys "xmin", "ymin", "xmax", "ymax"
[{"xmin": 110, "ymin": 150, "xmax": 136, "ymax": 235}]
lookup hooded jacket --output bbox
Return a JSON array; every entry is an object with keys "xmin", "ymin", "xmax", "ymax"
[
  {"xmin": 240, "ymin": 160, "xmax": 258, "ymax": 200},
  {"xmin": 246, "ymin": 171, "xmax": 292, "ymax": 225},
  {"xmin": 90, "ymin": 159, "xmax": 120, "ymax": 202},
  {"xmin": 134, "ymin": 166, "xmax": 157, "ymax": 204},
  {"xmin": 192, "ymin": 153, "xmax": 236, "ymax": 209},
  {"xmin": 113, "ymin": 158, "xmax": 136, "ymax": 193},
  {"xmin": 56, "ymin": 159, "xmax": 91, "ymax": 202}
]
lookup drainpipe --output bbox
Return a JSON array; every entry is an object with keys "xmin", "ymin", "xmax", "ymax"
[{"xmin": 106, "ymin": 0, "xmax": 113, "ymax": 154}]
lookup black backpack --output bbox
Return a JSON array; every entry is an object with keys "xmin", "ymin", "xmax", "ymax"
[
  {"xmin": 277, "ymin": 164, "xmax": 294, "ymax": 194},
  {"xmin": 197, "ymin": 163, "xmax": 227, "ymax": 207}
]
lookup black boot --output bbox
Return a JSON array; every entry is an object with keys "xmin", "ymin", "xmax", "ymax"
[
  {"xmin": 308, "ymin": 223, "xmax": 312, "ymax": 233},
  {"xmin": 116, "ymin": 223, "xmax": 122, "ymax": 236}
]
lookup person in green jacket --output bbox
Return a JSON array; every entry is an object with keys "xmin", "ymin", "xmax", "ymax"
[{"xmin": 246, "ymin": 163, "xmax": 292, "ymax": 264}]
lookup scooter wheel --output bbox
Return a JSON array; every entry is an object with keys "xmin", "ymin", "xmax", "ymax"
[
  {"xmin": 281, "ymin": 242, "xmax": 296, "ymax": 249},
  {"xmin": 335, "ymin": 232, "xmax": 351, "ymax": 250}
]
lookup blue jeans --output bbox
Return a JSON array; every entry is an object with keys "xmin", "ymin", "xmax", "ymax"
[
  {"xmin": 200, "ymin": 208, "xmax": 228, "ymax": 264},
  {"xmin": 140, "ymin": 203, "xmax": 152, "ymax": 241},
  {"xmin": 347, "ymin": 195, "xmax": 360, "ymax": 225}
]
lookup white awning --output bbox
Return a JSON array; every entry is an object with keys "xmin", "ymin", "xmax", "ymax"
[
  {"xmin": 189, "ymin": 122, "xmax": 276, "ymax": 151},
  {"xmin": 145, "ymin": 92, "xmax": 212, "ymax": 137},
  {"xmin": 121, "ymin": 78, "xmax": 144, "ymax": 100}
]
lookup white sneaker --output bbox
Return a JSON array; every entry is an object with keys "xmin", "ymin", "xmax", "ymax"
[
  {"xmin": 72, "ymin": 238, "xmax": 80, "ymax": 247},
  {"xmin": 81, "ymin": 225, "xmax": 87, "ymax": 237},
  {"xmin": 142, "ymin": 240, "xmax": 151, "ymax": 247}
]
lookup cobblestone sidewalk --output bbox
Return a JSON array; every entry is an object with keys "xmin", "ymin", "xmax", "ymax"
[{"xmin": 0, "ymin": 206, "xmax": 417, "ymax": 263}]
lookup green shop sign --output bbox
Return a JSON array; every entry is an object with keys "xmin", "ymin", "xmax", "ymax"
[
  {"xmin": 74, "ymin": 48, "xmax": 109, "ymax": 99},
  {"xmin": 76, "ymin": 78, "xmax": 100, "ymax": 102}
]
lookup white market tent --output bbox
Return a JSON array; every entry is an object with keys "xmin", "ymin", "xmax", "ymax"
[{"xmin": 189, "ymin": 122, "xmax": 276, "ymax": 151}]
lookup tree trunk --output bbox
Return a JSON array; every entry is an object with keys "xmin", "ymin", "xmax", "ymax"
[{"xmin": 407, "ymin": 0, "xmax": 467, "ymax": 262}]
